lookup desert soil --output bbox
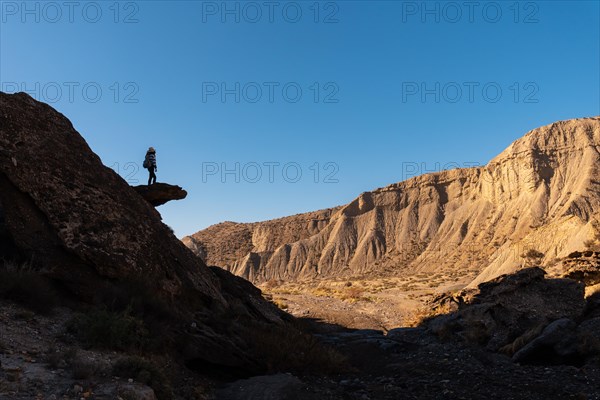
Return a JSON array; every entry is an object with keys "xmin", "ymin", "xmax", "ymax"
[{"xmin": 261, "ymin": 273, "xmax": 475, "ymax": 330}]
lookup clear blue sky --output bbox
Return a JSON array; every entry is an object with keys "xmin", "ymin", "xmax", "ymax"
[{"xmin": 1, "ymin": 1, "xmax": 599, "ymax": 237}]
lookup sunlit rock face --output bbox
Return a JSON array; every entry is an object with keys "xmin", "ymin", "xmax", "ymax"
[{"xmin": 185, "ymin": 117, "xmax": 600, "ymax": 286}]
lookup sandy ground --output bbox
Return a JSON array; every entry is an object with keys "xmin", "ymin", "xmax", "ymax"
[{"xmin": 261, "ymin": 274, "xmax": 475, "ymax": 331}]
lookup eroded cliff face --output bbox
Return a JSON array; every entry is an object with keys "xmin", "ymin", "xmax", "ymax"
[{"xmin": 185, "ymin": 117, "xmax": 600, "ymax": 286}]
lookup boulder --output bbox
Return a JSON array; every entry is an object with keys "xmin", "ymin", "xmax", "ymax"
[
  {"xmin": 512, "ymin": 318, "xmax": 579, "ymax": 365},
  {"xmin": 132, "ymin": 183, "xmax": 187, "ymax": 207}
]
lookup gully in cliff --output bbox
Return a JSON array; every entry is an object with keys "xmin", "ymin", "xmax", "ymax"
[{"xmin": 143, "ymin": 146, "xmax": 158, "ymax": 185}]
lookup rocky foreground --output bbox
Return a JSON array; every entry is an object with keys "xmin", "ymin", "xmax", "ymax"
[{"xmin": 2, "ymin": 267, "xmax": 600, "ymax": 399}]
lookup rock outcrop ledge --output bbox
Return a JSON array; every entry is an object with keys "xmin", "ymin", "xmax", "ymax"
[{"xmin": 133, "ymin": 183, "xmax": 187, "ymax": 206}]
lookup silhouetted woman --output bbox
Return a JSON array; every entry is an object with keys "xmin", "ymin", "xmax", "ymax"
[{"xmin": 144, "ymin": 147, "xmax": 157, "ymax": 185}]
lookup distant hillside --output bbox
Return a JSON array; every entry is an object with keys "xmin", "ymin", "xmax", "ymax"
[{"xmin": 184, "ymin": 117, "xmax": 600, "ymax": 286}]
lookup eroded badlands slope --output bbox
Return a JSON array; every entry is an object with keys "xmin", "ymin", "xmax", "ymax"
[{"xmin": 185, "ymin": 117, "xmax": 600, "ymax": 286}]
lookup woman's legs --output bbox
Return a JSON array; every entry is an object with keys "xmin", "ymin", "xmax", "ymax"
[{"xmin": 148, "ymin": 168, "xmax": 156, "ymax": 185}]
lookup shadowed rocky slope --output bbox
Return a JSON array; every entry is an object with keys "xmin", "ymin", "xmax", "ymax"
[
  {"xmin": 185, "ymin": 117, "xmax": 600, "ymax": 285},
  {"xmin": 0, "ymin": 92, "xmax": 286, "ymax": 373}
]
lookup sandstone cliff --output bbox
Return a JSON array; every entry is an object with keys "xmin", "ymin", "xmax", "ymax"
[{"xmin": 184, "ymin": 117, "xmax": 600, "ymax": 286}]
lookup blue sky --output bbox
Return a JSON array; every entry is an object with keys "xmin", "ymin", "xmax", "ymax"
[{"xmin": 1, "ymin": 0, "xmax": 599, "ymax": 237}]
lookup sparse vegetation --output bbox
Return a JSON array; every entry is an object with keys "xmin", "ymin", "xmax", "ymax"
[
  {"xmin": 521, "ymin": 249, "xmax": 545, "ymax": 267},
  {"xmin": 67, "ymin": 308, "xmax": 149, "ymax": 351},
  {"xmin": 272, "ymin": 298, "xmax": 289, "ymax": 310},
  {"xmin": 523, "ymin": 249, "xmax": 545, "ymax": 259},
  {"xmin": 45, "ymin": 346, "xmax": 78, "ymax": 369},
  {"xmin": 71, "ymin": 356, "xmax": 98, "ymax": 380},
  {"xmin": 263, "ymin": 278, "xmax": 282, "ymax": 290},
  {"xmin": 246, "ymin": 322, "xmax": 349, "ymax": 375},
  {"xmin": 340, "ymin": 286, "xmax": 366, "ymax": 302},
  {"xmin": 499, "ymin": 324, "xmax": 545, "ymax": 356},
  {"xmin": 403, "ymin": 303, "xmax": 454, "ymax": 328},
  {"xmin": 112, "ymin": 356, "xmax": 173, "ymax": 400},
  {"xmin": 0, "ymin": 262, "xmax": 58, "ymax": 314},
  {"xmin": 44, "ymin": 347, "xmax": 98, "ymax": 379},
  {"xmin": 83, "ymin": 279, "xmax": 178, "ymax": 351}
]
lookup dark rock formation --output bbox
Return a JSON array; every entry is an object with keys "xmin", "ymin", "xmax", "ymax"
[
  {"xmin": 562, "ymin": 250, "xmax": 600, "ymax": 285},
  {"xmin": 132, "ymin": 183, "xmax": 187, "ymax": 207},
  {"xmin": 427, "ymin": 268, "xmax": 585, "ymax": 352},
  {"xmin": 0, "ymin": 92, "xmax": 285, "ymax": 373},
  {"xmin": 511, "ymin": 318, "xmax": 579, "ymax": 365}
]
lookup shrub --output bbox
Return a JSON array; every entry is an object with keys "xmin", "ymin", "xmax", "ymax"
[
  {"xmin": 67, "ymin": 308, "xmax": 148, "ymax": 351},
  {"xmin": 71, "ymin": 356, "xmax": 97, "ymax": 380},
  {"xmin": 92, "ymin": 279, "xmax": 175, "ymax": 322},
  {"xmin": 403, "ymin": 303, "xmax": 453, "ymax": 328},
  {"xmin": 522, "ymin": 249, "xmax": 544, "ymax": 259},
  {"xmin": 272, "ymin": 299, "xmax": 288, "ymax": 310},
  {"xmin": 245, "ymin": 322, "xmax": 349, "ymax": 375},
  {"xmin": 263, "ymin": 279, "xmax": 281, "ymax": 290},
  {"xmin": 112, "ymin": 356, "xmax": 172, "ymax": 400},
  {"xmin": 0, "ymin": 264, "xmax": 58, "ymax": 314},
  {"xmin": 340, "ymin": 287, "xmax": 365, "ymax": 302},
  {"xmin": 45, "ymin": 346, "xmax": 77, "ymax": 369},
  {"xmin": 89, "ymin": 279, "xmax": 178, "ymax": 351},
  {"xmin": 499, "ymin": 324, "xmax": 545, "ymax": 356}
]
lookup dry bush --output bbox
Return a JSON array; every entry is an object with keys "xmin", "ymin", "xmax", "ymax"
[
  {"xmin": 71, "ymin": 356, "xmax": 98, "ymax": 380},
  {"xmin": 88, "ymin": 279, "xmax": 178, "ymax": 351},
  {"xmin": 499, "ymin": 323, "xmax": 545, "ymax": 356},
  {"xmin": 0, "ymin": 262, "xmax": 58, "ymax": 314},
  {"xmin": 272, "ymin": 299, "xmax": 289, "ymax": 310},
  {"xmin": 311, "ymin": 286, "xmax": 334, "ymax": 297},
  {"xmin": 403, "ymin": 303, "xmax": 453, "ymax": 328},
  {"xmin": 522, "ymin": 249, "xmax": 544, "ymax": 259},
  {"xmin": 263, "ymin": 279, "xmax": 282, "ymax": 290},
  {"xmin": 113, "ymin": 356, "xmax": 173, "ymax": 400},
  {"xmin": 67, "ymin": 308, "xmax": 149, "ymax": 351},
  {"xmin": 272, "ymin": 285, "xmax": 301, "ymax": 295},
  {"xmin": 45, "ymin": 347, "xmax": 78, "ymax": 369},
  {"xmin": 340, "ymin": 287, "xmax": 365, "ymax": 302},
  {"xmin": 458, "ymin": 317, "xmax": 491, "ymax": 345},
  {"xmin": 403, "ymin": 308, "xmax": 435, "ymax": 328},
  {"xmin": 246, "ymin": 323, "xmax": 349, "ymax": 375}
]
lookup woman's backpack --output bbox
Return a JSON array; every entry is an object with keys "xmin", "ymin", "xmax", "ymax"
[{"xmin": 143, "ymin": 155, "xmax": 150, "ymax": 169}]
